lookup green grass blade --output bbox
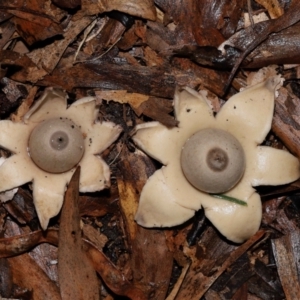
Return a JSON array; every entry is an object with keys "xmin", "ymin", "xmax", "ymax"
[{"xmin": 210, "ymin": 194, "xmax": 248, "ymax": 206}]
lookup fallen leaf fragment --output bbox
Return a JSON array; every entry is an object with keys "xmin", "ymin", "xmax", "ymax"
[
  {"xmin": 0, "ymin": 230, "xmax": 58, "ymax": 258},
  {"xmin": 8, "ymin": 253, "xmax": 61, "ymax": 300},
  {"xmin": 27, "ymin": 14, "xmax": 95, "ymax": 73},
  {"xmin": 58, "ymin": 167, "xmax": 99, "ymax": 300},
  {"xmin": 11, "ymin": 11, "xmax": 63, "ymax": 45},
  {"xmin": 95, "ymin": 89, "xmax": 149, "ymax": 113},
  {"xmin": 255, "ymin": 0, "xmax": 284, "ymax": 19},
  {"xmin": 82, "ymin": 0, "xmax": 156, "ymax": 21}
]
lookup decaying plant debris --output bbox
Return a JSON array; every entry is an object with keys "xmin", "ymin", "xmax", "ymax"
[{"xmin": 1, "ymin": 0, "xmax": 300, "ymax": 299}]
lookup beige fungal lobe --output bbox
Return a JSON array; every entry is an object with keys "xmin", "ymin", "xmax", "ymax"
[
  {"xmin": 29, "ymin": 118, "xmax": 85, "ymax": 173},
  {"xmin": 181, "ymin": 128, "xmax": 245, "ymax": 194}
]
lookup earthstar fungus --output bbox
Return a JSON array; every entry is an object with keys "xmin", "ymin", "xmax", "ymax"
[
  {"xmin": 0, "ymin": 88, "xmax": 122, "ymax": 229},
  {"xmin": 133, "ymin": 76, "xmax": 300, "ymax": 243}
]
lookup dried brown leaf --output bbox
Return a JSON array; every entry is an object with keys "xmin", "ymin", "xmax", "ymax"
[
  {"xmin": 58, "ymin": 167, "xmax": 99, "ymax": 300},
  {"xmin": 0, "ymin": 230, "xmax": 58, "ymax": 258},
  {"xmin": 82, "ymin": 0, "xmax": 156, "ymax": 21},
  {"xmin": 8, "ymin": 253, "xmax": 61, "ymax": 300},
  {"xmin": 13, "ymin": 13, "xmax": 63, "ymax": 45},
  {"xmin": 96, "ymin": 90, "xmax": 149, "ymax": 114}
]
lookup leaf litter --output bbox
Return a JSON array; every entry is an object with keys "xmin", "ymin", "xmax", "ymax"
[{"xmin": 1, "ymin": 0, "xmax": 300, "ymax": 299}]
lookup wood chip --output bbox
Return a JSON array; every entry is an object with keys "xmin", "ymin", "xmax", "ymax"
[{"xmin": 272, "ymin": 230, "xmax": 300, "ymax": 299}]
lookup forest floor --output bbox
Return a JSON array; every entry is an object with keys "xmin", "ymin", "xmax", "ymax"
[{"xmin": 1, "ymin": 1, "xmax": 300, "ymax": 299}]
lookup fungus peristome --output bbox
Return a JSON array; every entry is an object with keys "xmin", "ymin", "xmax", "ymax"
[
  {"xmin": 133, "ymin": 76, "xmax": 300, "ymax": 243},
  {"xmin": 181, "ymin": 128, "xmax": 245, "ymax": 194}
]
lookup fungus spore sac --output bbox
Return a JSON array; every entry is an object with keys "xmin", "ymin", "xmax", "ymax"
[
  {"xmin": 28, "ymin": 118, "xmax": 85, "ymax": 173},
  {"xmin": 180, "ymin": 128, "xmax": 245, "ymax": 194}
]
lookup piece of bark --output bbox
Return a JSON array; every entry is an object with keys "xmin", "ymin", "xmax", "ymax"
[
  {"xmin": 262, "ymin": 197, "xmax": 300, "ymax": 235},
  {"xmin": 117, "ymin": 24, "xmax": 139, "ymax": 50},
  {"xmin": 58, "ymin": 167, "xmax": 99, "ymax": 300},
  {"xmin": 249, "ymin": 258, "xmax": 284, "ymax": 299},
  {"xmin": 272, "ymin": 87, "xmax": 300, "ymax": 159},
  {"xmin": 271, "ymin": 230, "xmax": 300, "ymax": 300},
  {"xmin": 0, "ymin": 78, "xmax": 27, "ymax": 118},
  {"xmin": 8, "ymin": 253, "xmax": 61, "ymax": 300},
  {"xmin": 137, "ymin": 96, "xmax": 177, "ymax": 127},
  {"xmin": 247, "ymin": 274, "xmax": 283, "ymax": 300},
  {"xmin": 2, "ymin": 188, "xmax": 37, "ymax": 226},
  {"xmin": 84, "ymin": 18, "xmax": 126, "ymax": 57},
  {"xmin": 171, "ymin": 56, "xmax": 229, "ymax": 96},
  {"xmin": 175, "ymin": 229, "xmax": 265, "ymax": 299},
  {"xmin": 1, "ymin": 77, "xmax": 28, "ymax": 103},
  {"xmin": 0, "ymin": 258, "xmax": 13, "ymax": 297},
  {"xmin": 223, "ymin": 0, "xmax": 300, "ymax": 90},
  {"xmin": 210, "ymin": 253, "xmax": 255, "ymax": 298},
  {"xmin": 245, "ymin": 22, "xmax": 300, "ymax": 68},
  {"xmin": 38, "ymin": 63, "xmax": 177, "ymax": 98},
  {"xmin": 117, "ymin": 146, "xmax": 173, "ymax": 300},
  {"xmin": 82, "ymin": 223, "xmax": 108, "ymax": 250},
  {"xmin": 11, "ymin": 85, "xmax": 38, "ymax": 122},
  {"xmin": 174, "ymin": 21, "xmax": 300, "ymax": 70}
]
